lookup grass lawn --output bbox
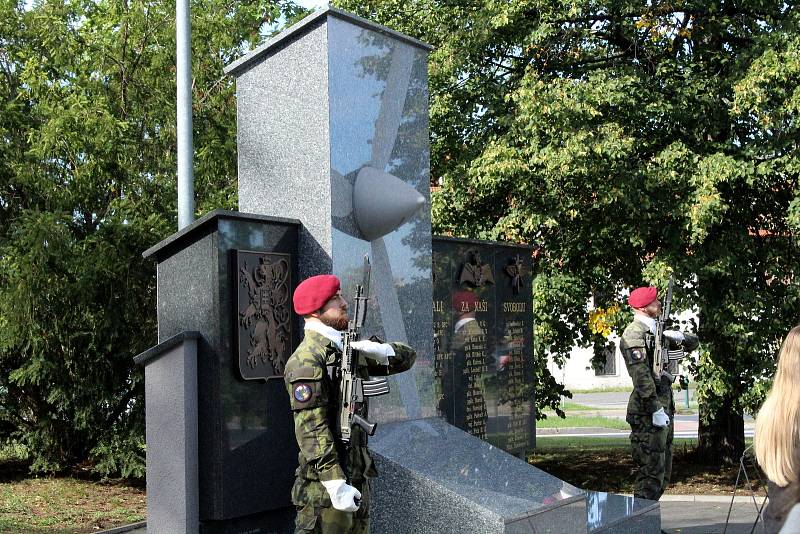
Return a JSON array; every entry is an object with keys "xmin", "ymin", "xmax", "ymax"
[
  {"xmin": 0, "ymin": 445, "xmax": 145, "ymax": 534},
  {"xmin": 569, "ymin": 386, "xmax": 633, "ymax": 393},
  {"xmin": 0, "ymin": 477, "xmax": 145, "ymax": 534},
  {"xmin": 557, "ymin": 401, "xmax": 604, "ymax": 412},
  {"xmin": 536, "ymin": 415, "xmax": 629, "ymax": 430}
]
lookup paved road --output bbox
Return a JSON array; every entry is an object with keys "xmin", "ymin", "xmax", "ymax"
[
  {"xmin": 556, "ymin": 392, "xmax": 755, "ymax": 439},
  {"xmin": 661, "ymin": 497, "xmax": 767, "ymax": 533}
]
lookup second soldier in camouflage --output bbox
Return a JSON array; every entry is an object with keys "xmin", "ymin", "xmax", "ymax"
[
  {"xmin": 620, "ymin": 286, "xmax": 699, "ymax": 501},
  {"xmin": 284, "ymin": 274, "xmax": 416, "ymax": 533}
]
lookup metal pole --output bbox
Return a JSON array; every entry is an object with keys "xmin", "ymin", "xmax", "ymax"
[{"xmin": 176, "ymin": 0, "xmax": 194, "ymax": 230}]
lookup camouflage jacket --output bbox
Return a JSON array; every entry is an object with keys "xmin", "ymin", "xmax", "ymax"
[
  {"xmin": 284, "ymin": 330, "xmax": 416, "ymax": 483},
  {"xmin": 619, "ymin": 319, "xmax": 699, "ymax": 416}
]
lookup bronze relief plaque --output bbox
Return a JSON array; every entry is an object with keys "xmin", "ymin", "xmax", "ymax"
[
  {"xmin": 458, "ymin": 249, "xmax": 495, "ymax": 288},
  {"xmin": 236, "ymin": 250, "xmax": 291, "ymax": 380}
]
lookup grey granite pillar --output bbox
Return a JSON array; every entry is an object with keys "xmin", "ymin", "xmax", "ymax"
[
  {"xmin": 225, "ymin": 7, "xmax": 435, "ymax": 424},
  {"xmin": 134, "ymin": 331, "xmax": 200, "ymax": 534}
]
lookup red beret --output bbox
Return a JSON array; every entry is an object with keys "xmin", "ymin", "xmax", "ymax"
[
  {"xmin": 293, "ymin": 275, "xmax": 341, "ymax": 315},
  {"xmin": 628, "ymin": 286, "xmax": 658, "ymax": 308},
  {"xmin": 452, "ymin": 290, "xmax": 479, "ymax": 312}
]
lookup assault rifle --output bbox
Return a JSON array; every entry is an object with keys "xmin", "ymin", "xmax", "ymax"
[
  {"xmin": 338, "ymin": 255, "xmax": 390, "ymax": 443},
  {"xmin": 653, "ymin": 274, "xmax": 674, "ymax": 376}
]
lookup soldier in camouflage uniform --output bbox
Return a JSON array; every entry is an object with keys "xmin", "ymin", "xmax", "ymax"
[
  {"xmin": 284, "ymin": 274, "xmax": 416, "ymax": 533},
  {"xmin": 620, "ymin": 286, "xmax": 699, "ymax": 501}
]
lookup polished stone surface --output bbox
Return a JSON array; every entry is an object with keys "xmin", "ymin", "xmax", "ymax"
[
  {"xmin": 224, "ymin": 8, "xmax": 431, "ymax": 78},
  {"xmin": 432, "ymin": 237, "xmax": 535, "ymax": 455},
  {"xmin": 372, "ymin": 417, "xmax": 662, "ymax": 532},
  {"xmin": 326, "ymin": 15, "xmax": 433, "ymax": 423},
  {"xmin": 370, "ymin": 417, "xmax": 586, "ymax": 533},
  {"xmin": 235, "ymin": 19, "xmax": 332, "ymax": 281},
  {"xmin": 137, "ymin": 334, "xmax": 199, "ymax": 534},
  {"xmin": 587, "ymin": 492, "xmax": 661, "ymax": 532},
  {"xmin": 231, "ymin": 10, "xmax": 434, "ymax": 424}
]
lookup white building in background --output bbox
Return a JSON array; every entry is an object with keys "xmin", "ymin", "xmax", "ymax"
[
  {"xmin": 547, "ymin": 336, "xmax": 633, "ymax": 390},
  {"xmin": 547, "ymin": 308, "xmax": 699, "ymax": 391}
]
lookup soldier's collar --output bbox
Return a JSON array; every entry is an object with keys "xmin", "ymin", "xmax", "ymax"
[
  {"xmin": 304, "ymin": 320, "xmax": 344, "ymax": 351},
  {"xmin": 634, "ymin": 312, "xmax": 657, "ymax": 334}
]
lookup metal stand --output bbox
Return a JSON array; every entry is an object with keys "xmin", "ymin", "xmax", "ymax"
[{"xmin": 724, "ymin": 445, "xmax": 768, "ymax": 534}]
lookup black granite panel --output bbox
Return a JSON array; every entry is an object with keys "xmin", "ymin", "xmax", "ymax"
[
  {"xmin": 433, "ymin": 239, "xmax": 496, "ymax": 440},
  {"xmin": 152, "ymin": 212, "xmax": 300, "ymax": 526},
  {"xmin": 493, "ymin": 244, "xmax": 535, "ymax": 454},
  {"xmin": 432, "ymin": 237, "xmax": 534, "ymax": 456},
  {"xmin": 215, "ymin": 218, "xmax": 299, "ymax": 521},
  {"xmin": 199, "ymin": 506, "xmax": 296, "ymax": 534}
]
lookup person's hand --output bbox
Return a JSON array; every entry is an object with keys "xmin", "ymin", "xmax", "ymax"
[
  {"xmin": 663, "ymin": 330, "xmax": 685, "ymax": 343},
  {"xmin": 321, "ymin": 479, "xmax": 361, "ymax": 512},
  {"xmin": 350, "ymin": 340, "xmax": 394, "ymax": 365},
  {"xmin": 652, "ymin": 408, "xmax": 670, "ymax": 428}
]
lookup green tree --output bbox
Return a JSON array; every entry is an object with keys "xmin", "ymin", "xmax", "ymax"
[
  {"xmin": 336, "ymin": 0, "xmax": 800, "ymax": 462},
  {"xmin": 0, "ymin": 0, "xmax": 302, "ymax": 475}
]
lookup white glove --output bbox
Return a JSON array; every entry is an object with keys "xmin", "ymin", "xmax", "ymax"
[
  {"xmin": 350, "ymin": 340, "xmax": 395, "ymax": 365},
  {"xmin": 663, "ymin": 330, "xmax": 685, "ymax": 343},
  {"xmin": 652, "ymin": 408, "xmax": 670, "ymax": 428},
  {"xmin": 321, "ymin": 479, "xmax": 361, "ymax": 512}
]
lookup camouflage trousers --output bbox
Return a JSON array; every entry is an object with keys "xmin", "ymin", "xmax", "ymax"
[
  {"xmin": 627, "ymin": 412, "xmax": 674, "ymax": 500},
  {"xmin": 292, "ymin": 476, "xmax": 371, "ymax": 534}
]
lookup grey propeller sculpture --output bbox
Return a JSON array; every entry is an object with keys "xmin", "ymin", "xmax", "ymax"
[{"xmin": 331, "ymin": 42, "xmax": 426, "ymax": 418}]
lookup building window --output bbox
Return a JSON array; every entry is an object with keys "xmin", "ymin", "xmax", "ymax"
[{"xmin": 594, "ymin": 341, "xmax": 617, "ymax": 376}]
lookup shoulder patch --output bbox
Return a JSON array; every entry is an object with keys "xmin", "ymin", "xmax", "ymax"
[
  {"xmin": 630, "ymin": 349, "xmax": 644, "ymax": 362},
  {"xmin": 293, "ymin": 383, "xmax": 313, "ymax": 403},
  {"xmin": 288, "ymin": 379, "xmax": 326, "ymax": 411}
]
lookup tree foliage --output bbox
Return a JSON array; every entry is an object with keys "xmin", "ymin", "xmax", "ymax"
[
  {"xmin": 336, "ymin": 0, "xmax": 800, "ymax": 461},
  {"xmin": 0, "ymin": 0, "xmax": 302, "ymax": 475}
]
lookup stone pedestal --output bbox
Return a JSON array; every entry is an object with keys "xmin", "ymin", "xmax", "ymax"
[
  {"xmin": 370, "ymin": 418, "xmax": 587, "ymax": 533},
  {"xmin": 135, "ymin": 332, "xmax": 200, "ymax": 534},
  {"xmin": 140, "ymin": 210, "xmax": 301, "ymax": 533}
]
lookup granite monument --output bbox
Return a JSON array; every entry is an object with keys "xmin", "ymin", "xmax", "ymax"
[{"xmin": 135, "ymin": 7, "xmax": 663, "ymax": 533}]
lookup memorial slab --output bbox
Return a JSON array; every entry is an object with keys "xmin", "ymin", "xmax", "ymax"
[{"xmin": 432, "ymin": 237, "xmax": 536, "ymax": 456}]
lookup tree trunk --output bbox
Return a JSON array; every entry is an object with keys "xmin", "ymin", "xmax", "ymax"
[{"xmin": 697, "ymin": 394, "xmax": 745, "ymax": 465}]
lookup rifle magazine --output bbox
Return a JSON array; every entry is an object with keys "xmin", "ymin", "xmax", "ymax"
[{"xmin": 362, "ymin": 378, "xmax": 390, "ymax": 397}]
